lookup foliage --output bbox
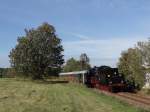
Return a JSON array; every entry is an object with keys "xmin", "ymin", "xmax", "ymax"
[
  {"xmin": 0, "ymin": 68, "xmax": 5, "ymax": 78},
  {"xmin": 9, "ymin": 23, "xmax": 64, "ymax": 79},
  {"xmin": 137, "ymin": 39, "xmax": 150, "ymax": 68},
  {"xmin": 118, "ymin": 48, "xmax": 145, "ymax": 88},
  {"xmin": 80, "ymin": 53, "xmax": 90, "ymax": 70},
  {"xmin": 0, "ymin": 68, "xmax": 19, "ymax": 78},
  {"xmin": 63, "ymin": 58, "xmax": 82, "ymax": 72},
  {"xmin": 5, "ymin": 68, "xmax": 18, "ymax": 78},
  {"xmin": 63, "ymin": 53, "xmax": 90, "ymax": 72}
]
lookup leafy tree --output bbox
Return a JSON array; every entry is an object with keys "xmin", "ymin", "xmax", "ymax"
[
  {"xmin": 9, "ymin": 23, "xmax": 64, "ymax": 79},
  {"xmin": 118, "ymin": 48, "xmax": 145, "ymax": 88},
  {"xmin": 137, "ymin": 39, "xmax": 150, "ymax": 68},
  {"xmin": 63, "ymin": 58, "xmax": 82, "ymax": 72},
  {"xmin": 63, "ymin": 54, "xmax": 91, "ymax": 72},
  {"xmin": 80, "ymin": 53, "xmax": 90, "ymax": 70},
  {"xmin": 137, "ymin": 39, "xmax": 150, "ymax": 87}
]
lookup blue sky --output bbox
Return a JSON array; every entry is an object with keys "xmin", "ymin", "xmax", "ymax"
[{"xmin": 0, "ymin": 0, "xmax": 150, "ymax": 68}]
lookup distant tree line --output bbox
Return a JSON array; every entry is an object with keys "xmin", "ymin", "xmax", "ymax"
[
  {"xmin": 63, "ymin": 53, "xmax": 91, "ymax": 72},
  {"xmin": 118, "ymin": 38, "xmax": 150, "ymax": 88},
  {"xmin": 0, "ymin": 68, "xmax": 16, "ymax": 78}
]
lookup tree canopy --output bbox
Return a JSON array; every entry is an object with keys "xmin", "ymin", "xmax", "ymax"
[
  {"xmin": 118, "ymin": 47, "xmax": 145, "ymax": 88},
  {"xmin": 63, "ymin": 53, "xmax": 90, "ymax": 72},
  {"xmin": 137, "ymin": 39, "xmax": 150, "ymax": 69},
  {"xmin": 63, "ymin": 58, "xmax": 82, "ymax": 72},
  {"xmin": 80, "ymin": 53, "xmax": 90, "ymax": 70},
  {"xmin": 9, "ymin": 23, "xmax": 64, "ymax": 79}
]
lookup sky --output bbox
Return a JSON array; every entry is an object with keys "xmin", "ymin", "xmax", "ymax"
[{"xmin": 0, "ymin": 0, "xmax": 150, "ymax": 68}]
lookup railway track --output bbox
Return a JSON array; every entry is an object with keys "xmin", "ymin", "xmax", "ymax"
[
  {"xmin": 125, "ymin": 92, "xmax": 150, "ymax": 100},
  {"xmin": 117, "ymin": 92, "xmax": 150, "ymax": 106},
  {"xmin": 95, "ymin": 90, "xmax": 150, "ymax": 109}
]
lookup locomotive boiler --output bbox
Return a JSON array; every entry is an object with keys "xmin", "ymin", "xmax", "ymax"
[{"xmin": 85, "ymin": 66, "xmax": 136, "ymax": 92}]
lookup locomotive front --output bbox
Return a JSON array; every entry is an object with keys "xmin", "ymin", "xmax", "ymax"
[{"xmin": 85, "ymin": 66, "xmax": 127, "ymax": 92}]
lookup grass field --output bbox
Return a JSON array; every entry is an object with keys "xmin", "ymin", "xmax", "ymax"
[{"xmin": 0, "ymin": 78, "xmax": 149, "ymax": 112}]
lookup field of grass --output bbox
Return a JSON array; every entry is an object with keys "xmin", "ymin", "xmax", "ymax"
[
  {"xmin": 139, "ymin": 89, "xmax": 150, "ymax": 95},
  {"xmin": 0, "ymin": 78, "xmax": 149, "ymax": 112}
]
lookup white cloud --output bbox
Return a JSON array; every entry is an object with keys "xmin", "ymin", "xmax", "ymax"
[
  {"xmin": 63, "ymin": 34, "xmax": 148, "ymax": 67},
  {"xmin": 69, "ymin": 33, "xmax": 91, "ymax": 40}
]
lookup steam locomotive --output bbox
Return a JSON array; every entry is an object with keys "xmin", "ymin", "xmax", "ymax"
[{"xmin": 85, "ymin": 66, "xmax": 137, "ymax": 92}]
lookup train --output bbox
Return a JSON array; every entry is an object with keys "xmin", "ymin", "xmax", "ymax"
[{"xmin": 85, "ymin": 66, "xmax": 137, "ymax": 92}]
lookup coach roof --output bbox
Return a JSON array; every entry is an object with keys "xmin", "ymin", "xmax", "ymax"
[{"xmin": 59, "ymin": 70, "xmax": 87, "ymax": 76}]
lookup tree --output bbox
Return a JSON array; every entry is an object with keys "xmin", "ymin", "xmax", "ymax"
[
  {"xmin": 137, "ymin": 39, "xmax": 150, "ymax": 68},
  {"xmin": 80, "ymin": 53, "xmax": 90, "ymax": 70},
  {"xmin": 9, "ymin": 23, "xmax": 64, "ymax": 79},
  {"xmin": 118, "ymin": 48, "xmax": 145, "ymax": 88},
  {"xmin": 63, "ymin": 54, "xmax": 90, "ymax": 72},
  {"xmin": 63, "ymin": 58, "xmax": 82, "ymax": 72},
  {"xmin": 137, "ymin": 39, "xmax": 150, "ymax": 88}
]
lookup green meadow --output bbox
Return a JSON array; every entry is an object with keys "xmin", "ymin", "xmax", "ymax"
[{"xmin": 0, "ymin": 78, "xmax": 149, "ymax": 112}]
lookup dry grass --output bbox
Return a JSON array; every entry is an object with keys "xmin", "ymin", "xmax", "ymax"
[{"xmin": 0, "ymin": 78, "xmax": 149, "ymax": 112}]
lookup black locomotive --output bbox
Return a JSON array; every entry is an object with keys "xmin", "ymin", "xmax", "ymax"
[{"xmin": 85, "ymin": 66, "xmax": 137, "ymax": 92}]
